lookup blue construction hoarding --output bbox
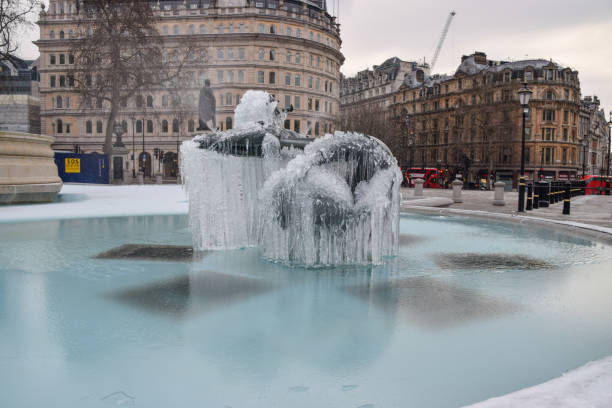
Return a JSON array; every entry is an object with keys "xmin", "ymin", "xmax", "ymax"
[{"xmin": 54, "ymin": 152, "xmax": 110, "ymax": 184}]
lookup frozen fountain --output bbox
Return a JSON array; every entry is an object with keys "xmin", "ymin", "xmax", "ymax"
[{"xmin": 181, "ymin": 90, "xmax": 402, "ymax": 266}]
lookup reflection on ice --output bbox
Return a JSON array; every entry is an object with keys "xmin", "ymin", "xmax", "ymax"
[
  {"xmin": 109, "ymin": 270, "xmax": 273, "ymax": 317},
  {"xmin": 435, "ymin": 253, "xmax": 553, "ymax": 270},
  {"xmin": 346, "ymin": 276, "xmax": 519, "ymax": 329}
]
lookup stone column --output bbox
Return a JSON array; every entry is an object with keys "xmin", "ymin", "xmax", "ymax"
[
  {"xmin": 414, "ymin": 178, "xmax": 424, "ymax": 197},
  {"xmin": 493, "ymin": 181, "xmax": 506, "ymax": 206},
  {"xmin": 452, "ymin": 179, "xmax": 463, "ymax": 203}
]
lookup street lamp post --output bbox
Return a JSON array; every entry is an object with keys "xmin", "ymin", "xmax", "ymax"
[
  {"xmin": 517, "ymin": 80, "xmax": 533, "ymax": 212},
  {"xmin": 582, "ymin": 138, "xmax": 588, "ymax": 178},
  {"xmin": 606, "ymin": 111, "xmax": 611, "ymax": 194}
]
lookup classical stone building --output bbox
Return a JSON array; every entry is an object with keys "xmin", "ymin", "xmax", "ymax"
[
  {"xmin": 35, "ymin": 0, "xmax": 343, "ymax": 180},
  {"xmin": 579, "ymin": 96, "xmax": 610, "ymax": 176},
  {"xmin": 388, "ymin": 52, "xmax": 582, "ymax": 187},
  {"xmin": 0, "ymin": 55, "xmax": 40, "ymax": 134}
]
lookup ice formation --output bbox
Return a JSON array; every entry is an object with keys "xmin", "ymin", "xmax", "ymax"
[{"xmin": 181, "ymin": 90, "xmax": 402, "ymax": 265}]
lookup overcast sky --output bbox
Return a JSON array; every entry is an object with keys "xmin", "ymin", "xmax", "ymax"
[{"xmin": 14, "ymin": 0, "xmax": 612, "ymax": 116}]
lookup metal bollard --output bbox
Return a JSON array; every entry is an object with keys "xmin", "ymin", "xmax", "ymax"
[
  {"xmin": 537, "ymin": 181, "xmax": 550, "ymax": 208},
  {"xmin": 562, "ymin": 182, "xmax": 571, "ymax": 215},
  {"xmin": 493, "ymin": 181, "xmax": 506, "ymax": 206},
  {"xmin": 607, "ymin": 180, "xmax": 610, "ymax": 196},
  {"xmin": 526, "ymin": 183, "xmax": 533, "ymax": 211},
  {"xmin": 517, "ymin": 176, "xmax": 525, "ymax": 212},
  {"xmin": 533, "ymin": 182, "xmax": 540, "ymax": 209},
  {"xmin": 452, "ymin": 179, "xmax": 463, "ymax": 203},
  {"xmin": 414, "ymin": 178, "xmax": 424, "ymax": 197}
]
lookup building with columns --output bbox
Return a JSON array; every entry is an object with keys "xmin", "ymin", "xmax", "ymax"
[
  {"xmin": 35, "ymin": 0, "xmax": 343, "ymax": 180},
  {"xmin": 385, "ymin": 52, "xmax": 583, "ymax": 187},
  {"xmin": 579, "ymin": 96, "xmax": 610, "ymax": 177}
]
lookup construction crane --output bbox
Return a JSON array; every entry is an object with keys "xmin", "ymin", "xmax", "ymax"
[{"xmin": 430, "ymin": 11, "xmax": 456, "ymax": 72}]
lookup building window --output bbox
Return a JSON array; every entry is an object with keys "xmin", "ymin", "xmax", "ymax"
[
  {"xmin": 285, "ymin": 95, "xmax": 291, "ymax": 108},
  {"xmin": 86, "ymin": 120, "xmax": 92, "ymax": 134},
  {"xmin": 147, "ymin": 95, "xmax": 153, "ymax": 108},
  {"xmin": 56, "ymin": 96, "xmax": 62, "ymax": 108},
  {"xmin": 56, "ymin": 119, "xmax": 63, "ymax": 133},
  {"xmin": 49, "ymin": 31, "xmax": 55, "ymax": 40},
  {"xmin": 96, "ymin": 120, "xmax": 103, "ymax": 133},
  {"xmin": 217, "ymin": 70, "xmax": 224, "ymax": 83},
  {"xmin": 172, "ymin": 119, "xmax": 179, "ymax": 133},
  {"xmin": 284, "ymin": 119, "xmax": 290, "ymax": 129},
  {"xmin": 295, "ymin": 53, "xmax": 301, "ymax": 64},
  {"xmin": 226, "ymin": 93, "xmax": 232, "ymax": 105},
  {"xmin": 162, "ymin": 26, "xmax": 169, "ymax": 35},
  {"xmin": 238, "ymin": 48, "xmax": 245, "ymax": 59},
  {"xmin": 136, "ymin": 120, "xmax": 142, "ymax": 133},
  {"xmin": 294, "ymin": 74, "xmax": 301, "ymax": 87},
  {"xmin": 257, "ymin": 71, "xmax": 264, "ymax": 83},
  {"xmin": 50, "ymin": 54, "xmax": 56, "ymax": 64},
  {"xmin": 258, "ymin": 24, "xmax": 265, "ymax": 33},
  {"xmin": 269, "ymin": 72, "xmax": 275, "ymax": 84},
  {"xmin": 227, "ymin": 48, "xmax": 234, "ymax": 59},
  {"xmin": 285, "ymin": 73, "xmax": 291, "ymax": 86},
  {"xmin": 173, "ymin": 25, "xmax": 179, "ymax": 35},
  {"xmin": 294, "ymin": 120, "xmax": 300, "ymax": 133},
  {"xmin": 50, "ymin": 75, "xmax": 56, "ymax": 87},
  {"xmin": 238, "ymin": 71, "xmax": 245, "ymax": 83},
  {"xmin": 258, "ymin": 48, "xmax": 265, "ymax": 60},
  {"xmin": 199, "ymin": 24, "xmax": 206, "ymax": 34},
  {"xmin": 315, "ymin": 99, "xmax": 319, "ymax": 111},
  {"xmin": 188, "ymin": 120, "xmax": 194, "ymax": 132},
  {"xmin": 162, "ymin": 120, "xmax": 169, "ymax": 133},
  {"xmin": 314, "ymin": 122, "xmax": 319, "ymax": 136},
  {"xmin": 217, "ymin": 49, "xmax": 224, "ymax": 59},
  {"xmin": 269, "ymin": 49, "xmax": 275, "ymax": 61},
  {"xmin": 188, "ymin": 24, "xmax": 195, "ymax": 34},
  {"xmin": 226, "ymin": 117, "xmax": 233, "ymax": 130},
  {"xmin": 286, "ymin": 27, "xmax": 292, "ymax": 36},
  {"xmin": 294, "ymin": 96, "xmax": 300, "ymax": 109},
  {"xmin": 147, "ymin": 120, "xmax": 153, "ymax": 133},
  {"xmin": 308, "ymin": 76, "xmax": 313, "ymax": 88}
]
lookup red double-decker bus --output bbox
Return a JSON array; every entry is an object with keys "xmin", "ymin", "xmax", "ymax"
[
  {"xmin": 404, "ymin": 168, "xmax": 446, "ymax": 188},
  {"xmin": 583, "ymin": 175, "xmax": 612, "ymax": 195}
]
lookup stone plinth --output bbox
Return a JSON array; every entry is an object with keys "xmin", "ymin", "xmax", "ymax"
[
  {"xmin": 414, "ymin": 178, "xmax": 424, "ymax": 197},
  {"xmin": 452, "ymin": 180, "xmax": 463, "ymax": 203},
  {"xmin": 0, "ymin": 131, "xmax": 62, "ymax": 204}
]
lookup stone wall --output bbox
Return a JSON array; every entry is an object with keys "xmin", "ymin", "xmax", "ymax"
[{"xmin": 0, "ymin": 95, "xmax": 41, "ymax": 134}]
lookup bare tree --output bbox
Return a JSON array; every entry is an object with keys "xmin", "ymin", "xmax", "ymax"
[
  {"xmin": 0, "ymin": 0, "xmax": 39, "ymax": 61},
  {"xmin": 70, "ymin": 0, "xmax": 197, "ymax": 156}
]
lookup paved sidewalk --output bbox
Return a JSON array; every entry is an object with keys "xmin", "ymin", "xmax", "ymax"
[{"xmin": 401, "ymin": 188, "xmax": 612, "ymax": 229}]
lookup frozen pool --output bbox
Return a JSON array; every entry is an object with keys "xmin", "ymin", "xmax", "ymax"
[{"xmin": 1, "ymin": 214, "xmax": 611, "ymax": 408}]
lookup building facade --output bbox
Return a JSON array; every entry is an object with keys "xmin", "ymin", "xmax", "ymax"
[
  {"xmin": 386, "ymin": 52, "xmax": 582, "ymax": 187},
  {"xmin": 579, "ymin": 96, "xmax": 610, "ymax": 176},
  {"xmin": 0, "ymin": 55, "xmax": 41, "ymax": 134},
  {"xmin": 35, "ymin": 0, "xmax": 343, "ymax": 179}
]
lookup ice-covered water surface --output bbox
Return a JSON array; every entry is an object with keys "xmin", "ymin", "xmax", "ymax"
[
  {"xmin": 259, "ymin": 132, "xmax": 402, "ymax": 266},
  {"xmin": 181, "ymin": 91, "xmax": 402, "ymax": 265}
]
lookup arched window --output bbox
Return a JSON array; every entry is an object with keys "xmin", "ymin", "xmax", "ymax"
[
  {"xmin": 96, "ymin": 120, "xmax": 103, "ymax": 133},
  {"xmin": 69, "ymin": 30, "xmax": 74, "ymax": 39},
  {"xmin": 286, "ymin": 51, "xmax": 291, "ymax": 63},
  {"xmin": 258, "ymin": 24, "xmax": 265, "ymax": 33},
  {"xmin": 199, "ymin": 24, "xmax": 206, "ymax": 34},
  {"xmin": 217, "ymin": 24, "xmax": 224, "ymax": 34},
  {"xmin": 147, "ymin": 120, "xmax": 153, "ymax": 133},
  {"xmin": 217, "ymin": 49, "xmax": 224, "ymax": 59},
  {"xmin": 269, "ymin": 49, "xmax": 275, "ymax": 61},
  {"xmin": 162, "ymin": 120, "xmax": 169, "ymax": 133},
  {"xmin": 56, "ymin": 119, "xmax": 63, "ymax": 133},
  {"xmin": 226, "ymin": 117, "xmax": 233, "ymax": 130},
  {"xmin": 86, "ymin": 120, "xmax": 92, "ymax": 134},
  {"xmin": 173, "ymin": 25, "xmax": 179, "ymax": 35},
  {"xmin": 136, "ymin": 120, "xmax": 143, "ymax": 133},
  {"xmin": 188, "ymin": 25, "xmax": 195, "ymax": 34},
  {"xmin": 172, "ymin": 119, "xmax": 179, "ymax": 133},
  {"xmin": 258, "ymin": 48, "xmax": 265, "ymax": 60},
  {"xmin": 296, "ymin": 29, "xmax": 301, "ymax": 38},
  {"xmin": 188, "ymin": 120, "xmax": 194, "ymax": 132},
  {"xmin": 59, "ymin": 31, "xmax": 65, "ymax": 39},
  {"xmin": 286, "ymin": 27, "xmax": 292, "ymax": 36},
  {"xmin": 56, "ymin": 96, "xmax": 62, "ymax": 108},
  {"xmin": 49, "ymin": 30, "xmax": 55, "ymax": 39},
  {"xmin": 162, "ymin": 95, "xmax": 168, "ymax": 107},
  {"xmin": 136, "ymin": 95, "xmax": 143, "ymax": 108},
  {"xmin": 269, "ymin": 25, "xmax": 276, "ymax": 34}
]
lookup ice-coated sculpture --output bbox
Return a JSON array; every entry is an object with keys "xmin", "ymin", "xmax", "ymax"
[{"xmin": 181, "ymin": 90, "xmax": 402, "ymax": 266}]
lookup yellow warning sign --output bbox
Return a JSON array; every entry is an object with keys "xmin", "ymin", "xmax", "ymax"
[{"xmin": 65, "ymin": 158, "xmax": 81, "ymax": 173}]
